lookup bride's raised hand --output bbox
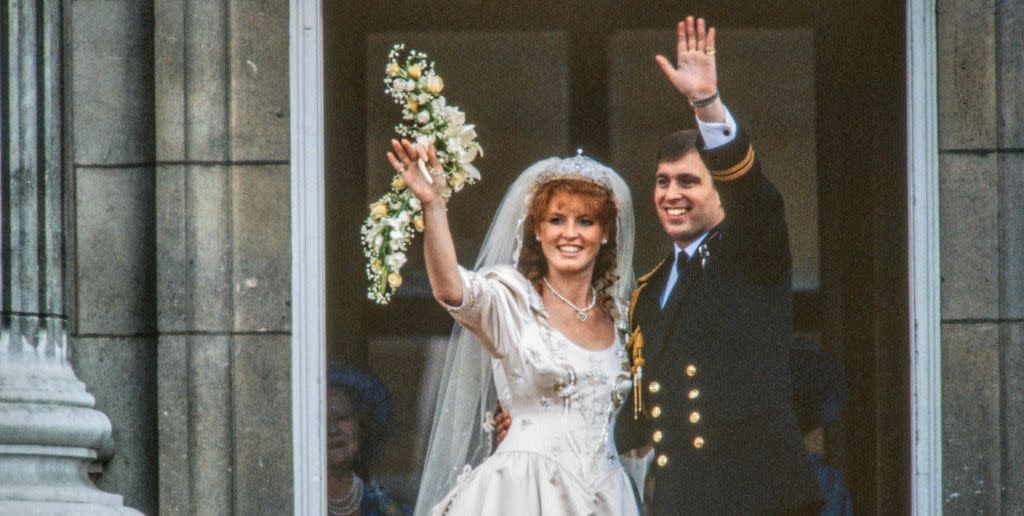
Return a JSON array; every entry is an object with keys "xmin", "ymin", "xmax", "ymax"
[
  {"xmin": 655, "ymin": 16, "xmax": 717, "ymax": 102},
  {"xmin": 389, "ymin": 138, "xmax": 462, "ymax": 306},
  {"xmin": 388, "ymin": 138, "xmax": 445, "ymax": 206}
]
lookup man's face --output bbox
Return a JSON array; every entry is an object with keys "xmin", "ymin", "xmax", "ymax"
[{"xmin": 654, "ymin": 151, "xmax": 725, "ymax": 247}]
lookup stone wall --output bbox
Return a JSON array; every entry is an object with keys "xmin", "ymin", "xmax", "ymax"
[
  {"xmin": 938, "ymin": 0, "xmax": 1024, "ymax": 513},
  {"xmin": 65, "ymin": 0, "xmax": 293, "ymax": 514},
  {"xmin": 67, "ymin": 1, "xmax": 158, "ymax": 513},
  {"xmin": 153, "ymin": 1, "xmax": 292, "ymax": 514}
]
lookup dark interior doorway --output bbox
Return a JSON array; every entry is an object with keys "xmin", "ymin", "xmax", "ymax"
[{"xmin": 324, "ymin": 2, "xmax": 908, "ymax": 513}]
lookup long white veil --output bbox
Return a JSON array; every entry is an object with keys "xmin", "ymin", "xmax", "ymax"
[{"xmin": 413, "ymin": 156, "xmax": 636, "ymax": 515}]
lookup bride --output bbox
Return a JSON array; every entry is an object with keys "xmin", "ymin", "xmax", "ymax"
[{"xmin": 386, "ymin": 140, "xmax": 640, "ymax": 515}]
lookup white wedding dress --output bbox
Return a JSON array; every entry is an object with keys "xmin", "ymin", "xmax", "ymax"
[{"xmin": 430, "ymin": 264, "xmax": 641, "ymax": 516}]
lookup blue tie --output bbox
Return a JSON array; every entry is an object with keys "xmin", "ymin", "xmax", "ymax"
[{"xmin": 660, "ymin": 252, "xmax": 687, "ymax": 309}]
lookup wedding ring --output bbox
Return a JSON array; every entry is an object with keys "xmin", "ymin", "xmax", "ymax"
[{"xmin": 705, "ymin": 49, "xmax": 716, "ymax": 56}]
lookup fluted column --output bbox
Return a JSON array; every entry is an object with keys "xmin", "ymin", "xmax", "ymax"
[{"xmin": 0, "ymin": 1, "xmax": 140, "ymax": 513}]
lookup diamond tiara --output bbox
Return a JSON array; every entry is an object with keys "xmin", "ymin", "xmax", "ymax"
[{"xmin": 534, "ymin": 149, "xmax": 614, "ymax": 189}]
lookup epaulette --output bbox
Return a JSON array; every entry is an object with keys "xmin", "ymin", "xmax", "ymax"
[
  {"xmin": 637, "ymin": 258, "xmax": 667, "ymax": 286},
  {"xmin": 629, "ymin": 258, "xmax": 666, "ymax": 327}
]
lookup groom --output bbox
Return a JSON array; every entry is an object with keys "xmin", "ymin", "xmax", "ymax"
[{"xmin": 615, "ymin": 17, "xmax": 823, "ymax": 514}]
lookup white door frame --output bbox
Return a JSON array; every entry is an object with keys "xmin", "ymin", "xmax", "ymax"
[{"xmin": 288, "ymin": 1, "xmax": 942, "ymax": 513}]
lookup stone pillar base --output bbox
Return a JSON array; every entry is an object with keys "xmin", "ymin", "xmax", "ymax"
[
  {"xmin": 0, "ymin": 502, "xmax": 140, "ymax": 516},
  {"xmin": 0, "ymin": 322, "xmax": 142, "ymax": 514},
  {"xmin": 0, "ymin": 446, "xmax": 142, "ymax": 515}
]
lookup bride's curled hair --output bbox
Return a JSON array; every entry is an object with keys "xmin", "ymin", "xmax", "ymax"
[{"xmin": 518, "ymin": 177, "xmax": 619, "ymax": 312}]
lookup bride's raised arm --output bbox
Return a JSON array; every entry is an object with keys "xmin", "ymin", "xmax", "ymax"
[{"xmin": 387, "ymin": 138, "xmax": 463, "ymax": 307}]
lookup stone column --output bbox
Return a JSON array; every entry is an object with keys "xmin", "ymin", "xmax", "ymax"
[{"xmin": 0, "ymin": 1, "xmax": 140, "ymax": 514}]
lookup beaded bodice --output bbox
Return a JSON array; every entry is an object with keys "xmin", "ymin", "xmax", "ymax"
[
  {"xmin": 441, "ymin": 264, "xmax": 633, "ymax": 491},
  {"xmin": 492, "ymin": 323, "xmax": 632, "ymax": 489}
]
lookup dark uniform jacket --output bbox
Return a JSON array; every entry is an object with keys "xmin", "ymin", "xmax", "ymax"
[{"xmin": 617, "ymin": 125, "xmax": 823, "ymax": 515}]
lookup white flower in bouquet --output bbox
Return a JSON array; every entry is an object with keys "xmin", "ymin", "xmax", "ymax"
[
  {"xmin": 387, "ymin": 252, "xmax": 407, "ymax": 270},
  {"xmin": 361, "ymin": 44, "xmax": 484, "ymax": 304}
]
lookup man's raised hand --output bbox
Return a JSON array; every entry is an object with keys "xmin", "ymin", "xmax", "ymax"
[{"xmin": 655, "ymin": 17, "xmax": 719, "ymax": 105}]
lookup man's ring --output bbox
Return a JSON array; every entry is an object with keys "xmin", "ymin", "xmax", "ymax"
[{"xmin": 705, "ymin": 49, "xmax": 716, "ymax": 56}]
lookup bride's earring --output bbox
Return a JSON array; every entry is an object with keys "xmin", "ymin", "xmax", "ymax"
[{"xmin": 535, "ymin": 235, "xmax": 541, "ymax": 242}]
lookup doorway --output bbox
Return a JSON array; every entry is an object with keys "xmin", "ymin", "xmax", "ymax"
[{"xmin": 310, "ymin": 1, "xmax": 912, "ymax": 513}]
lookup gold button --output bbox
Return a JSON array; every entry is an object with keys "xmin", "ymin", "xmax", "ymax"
[
  {"xmin": 689, "ymin": 411, "xmax": 701, "ymax": 424},
  {"xmin": 693, "ymin": 436, "xmax": 705, "ymax": 449},
  {"xmin": 688, "ymin": 388, "xmax": 700, "ymax": 399},
  {"xmin": 652, "ymin": 430, "xmax": 663, "ymax": 443},
  {"xmin": 656, "ymin": 454, "xmax": 668, "ymax": 467},
  {"xmin": 648, "ymin": 381, "xmax": 661, "ymax": 394},
  {"xmin": 686, "ymin": 364, "xmax": 697, "ymax": 377},
  {"xmin": 650, "ymin": 406, "xmax": 662, "ymax": 418}
]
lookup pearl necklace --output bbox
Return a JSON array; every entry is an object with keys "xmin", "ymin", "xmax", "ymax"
[
  {"xmin": 327, "ymin": 473, "xmax": 363, "ymax": 515},
  {"xmin": 542, "ymin": 277, "xmax": 597, "ymax": 321}
]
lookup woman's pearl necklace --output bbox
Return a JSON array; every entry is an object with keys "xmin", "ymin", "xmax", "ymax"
[
  {"xmin": 327, "ymin": 472, "xmax": 363, "ymax": 515},
  {"xmin": 542, "ymin": 277, "xmax": 597, "ymax": 321}
]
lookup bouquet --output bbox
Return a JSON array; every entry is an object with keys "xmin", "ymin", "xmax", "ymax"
[{"xmin": 361, "ymin": 44, "xmax": 483, "ymax": 304}]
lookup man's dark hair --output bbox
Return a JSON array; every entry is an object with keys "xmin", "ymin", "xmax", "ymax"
[{"xmin": 655, "ymin": 129, "xmax": 701, "ymax": 164}]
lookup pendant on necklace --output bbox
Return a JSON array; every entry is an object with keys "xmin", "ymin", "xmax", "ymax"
[{"xmin": 577, "ymin": 310, "xmax": 588, "ymax": 321}]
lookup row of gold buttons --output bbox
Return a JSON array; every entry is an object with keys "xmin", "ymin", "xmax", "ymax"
[
  {"xmin": 652, "ymin": 363, "xmax": 705, "ymax": 468},
  {"xmin": 687, "ymin": 363, "xmax": 704, "ymax": 449},
  {"xmin": 655, "ymin": 436, "xmax": 706, "ymax": 467}
]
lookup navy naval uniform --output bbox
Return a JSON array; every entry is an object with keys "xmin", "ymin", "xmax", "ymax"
[{"xmin": 617, "ymin": 122, "xmax": 823, "ymax": 515}]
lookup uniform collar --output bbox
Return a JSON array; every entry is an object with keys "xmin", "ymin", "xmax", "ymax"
[{"xmin": 674, "ymin": 230, "xmax": 710, "ymax": 264}]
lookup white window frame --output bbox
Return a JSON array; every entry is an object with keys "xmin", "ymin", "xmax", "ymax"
[
  {"xmin": 906, "ymin": 0, "xmax": 942, "ymax": 513},
  {"xmin": 290, "ymin": 0, "xmax": 327, "ymax": 514},
  {"xmin": 289, "ymin": 1, "xmax": 943, "ymax": 512}
]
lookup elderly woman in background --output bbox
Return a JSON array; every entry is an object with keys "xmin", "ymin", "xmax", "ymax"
[{"xmin": 327, "ymin": 363, "xmax": 410, "ymax": 516}]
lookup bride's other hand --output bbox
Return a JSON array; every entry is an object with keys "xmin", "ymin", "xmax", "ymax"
[
  {"xmin": 388, "ymin": 138, "xmax": 445, "ymax": 206},
  {"xmin": 494, "ymin": 404, "xmax": 511, "ymax": 445}
]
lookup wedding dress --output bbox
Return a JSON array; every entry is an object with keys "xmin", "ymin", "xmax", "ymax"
[
  {"xmin": 413, "ymin": 155, "xmax": 639, "ymax": 516},
  {"xmin": 430, "ymin": 265, "xmax": 640, "ymax": 516}
]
